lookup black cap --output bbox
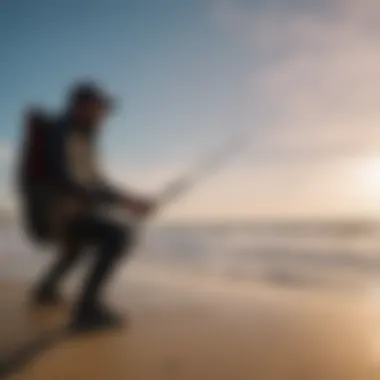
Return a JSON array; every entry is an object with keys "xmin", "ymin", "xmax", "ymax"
[{"xmin": 68, "ymin": 81, "xmax": 115, "ymax": 110}]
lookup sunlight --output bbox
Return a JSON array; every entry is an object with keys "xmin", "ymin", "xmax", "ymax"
[{"xmin": 355, "ymin": 156, "xmax": 380, "ymax": 200}]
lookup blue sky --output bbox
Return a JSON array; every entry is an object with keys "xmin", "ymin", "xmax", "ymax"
[
  {"xmin": 1, "ymin": 0, "xmax": 380, "ymax": 219},
  {"xmin": 0, "ymin": 1, "xmax": 248, "ymax": 151}
]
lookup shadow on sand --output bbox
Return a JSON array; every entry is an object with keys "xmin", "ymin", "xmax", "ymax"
[{"xmin": 0, "ymin": 327, "xmax": 70, "ymax": 379}]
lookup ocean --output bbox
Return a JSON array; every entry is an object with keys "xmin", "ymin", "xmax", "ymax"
[{"xmin": 1, "ymin": 219, "xmax": 380, "ymax": 295}]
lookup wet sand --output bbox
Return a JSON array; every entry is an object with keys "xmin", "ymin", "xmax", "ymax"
[{"xmin": 1, "ymin": 268, "xmax": 380, "ymax": 380}]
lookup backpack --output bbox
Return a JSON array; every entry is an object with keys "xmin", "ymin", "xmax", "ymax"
[
  {"xmin": 17, "ymin": 108, "xmax": 55, "ymax": 242},
  {"xmin": 18, "ymin": 108, "xmax": 54, "ymax": 188}
]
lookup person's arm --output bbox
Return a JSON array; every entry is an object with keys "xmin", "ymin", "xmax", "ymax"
[
  {"xmin": 50, "ymin": 123, "xmax": 156, "ymax": 216},
  {"xmin": 91, "ymin": 148, "xmax": 156, "ymax": 212},
  {"xmin": 93, "ymin": 180, "xmax": 124, "ymax": 204},
  {"xmin": 94, "ymin": 176, "xmax": 155, "ymax": 216}
]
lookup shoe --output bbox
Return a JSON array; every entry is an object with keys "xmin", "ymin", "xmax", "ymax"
[
  {"xmin": 32, "ymin": 285, "xmax": 64, "ymax": 307},
  {"xmin": 69, "ymin": 303, "xmax": 126, "ymax": 333}
]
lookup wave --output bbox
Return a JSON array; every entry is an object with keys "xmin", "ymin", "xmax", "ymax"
[{"xmin": 1, "ymin": 219, "xmax": 380, "ymax": 292}]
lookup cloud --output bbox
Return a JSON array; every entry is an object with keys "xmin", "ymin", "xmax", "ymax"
[
  {"xmin": 152, "ymin": 0, "xmax": 380, "ymax": 219},
  {"xmin": 214, "ymin": 0, "xmax": 380, "ymax": 161}
]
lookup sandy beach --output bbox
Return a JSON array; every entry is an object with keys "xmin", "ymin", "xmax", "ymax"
[{"xmin": 0, "ymin": 266, "xmax": 380, "ymax": 380}]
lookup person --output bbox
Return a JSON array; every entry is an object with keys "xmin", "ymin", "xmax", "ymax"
[{"xmin": 28, "ymin": 81, "xmax": 156, "ymax": 332}]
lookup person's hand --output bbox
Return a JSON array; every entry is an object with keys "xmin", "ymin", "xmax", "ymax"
[
  {"xmin": 123, "ymin": 196, "xmax": 157, "ymax": 219},
  {"xmin": 133, "ymin": 198, "xmax": 157, "ymax": 218}
]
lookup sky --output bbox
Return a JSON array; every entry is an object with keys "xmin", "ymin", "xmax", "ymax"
[{"xmin": 1, "ymin": 0, "xmax": 380, "ymax": 221}]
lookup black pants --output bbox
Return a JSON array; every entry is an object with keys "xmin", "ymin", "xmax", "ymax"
[{"xmin": 39, "ymin": 215, "xmax": 133, "ymax": 310}]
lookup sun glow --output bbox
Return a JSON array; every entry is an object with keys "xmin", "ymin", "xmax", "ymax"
[{"xmin": 355, "ymin": 156, "xmax": 380, "ymax": 203}]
